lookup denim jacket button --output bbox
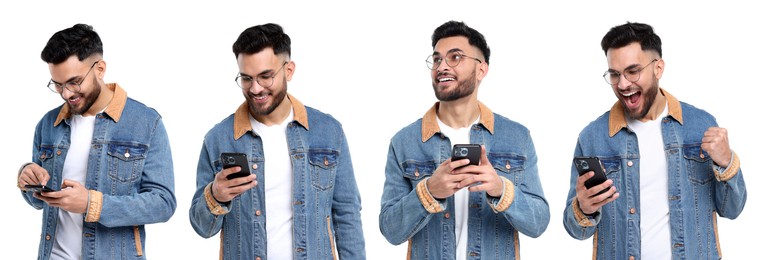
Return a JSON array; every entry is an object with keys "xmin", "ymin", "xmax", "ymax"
[
  {"xmin": 45, "ymin": 234, "xmax": 51, "ymax": 240},
  {"xmin": 629, "ymin": 256, "xmax": 635, "ymax": 260},
  {"xmin": 414, "ymin": 170, "xmax": 420, "ymax": 177},
  {"xmin": 629, "ymin": 208, "xmax": 636, "ymax": 214},
  {"xmin": 56, "ymin": 150, "xmax": 62, "ymax": 156},
  {"xmin": 627, "ymin": 161, "xmax": 633, "ymax": 167},
  {"xmin": 255, "ymin": 210, "xmax": 262, "ymax": 216},
  {"xmin": 256, "ymin": 257, "xmax": 261, "ymax": 260},
  {"xmin": 252, "ymin": 164, "xmax": 258, "ymax": 170},
  {"xmin": 444, "ymin": 212, "xmax": 450, "ymax": 218}
]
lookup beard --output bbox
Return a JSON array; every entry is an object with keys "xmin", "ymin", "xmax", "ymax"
[
  {"xmin": 67, "ymin": 77, "xmax": 100, "ymax": 115},
  {"xmin": 624, "ymin": 81, "xmax": 659, "ymax": 120},
  {"xmin": 246, "ymin": 77, "xmax": 288, "ymax": 117},
  {"xmin": 433, "ymin": 70, "xmax": 476, "ymax": 102}
]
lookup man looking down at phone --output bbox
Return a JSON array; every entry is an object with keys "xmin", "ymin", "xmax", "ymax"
[
  {"xmin": 562, "ymin": 22, "xmax": 747, "ymax": 260},
  {"xmin": 16, "ymin": 24, "xmax": 176, "ymax": 260},
  {"xmin": 379, "ymin": 20, "xmax": 549, "ymax": 259},
  {"xmin": 189, "ymin": 23, "xmax": 365, "ymax": 260}
]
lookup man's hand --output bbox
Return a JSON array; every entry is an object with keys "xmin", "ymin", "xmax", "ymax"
[
  {"xmin": 455, "ymin": 145, "xmax": 504, "ymax": 197},
  {"xmin": 33, "ymin": 179, "xmax": 89, "ymax": 213},
  {"xmin": 575, "ymin": 171, "xmax": 618, "ymax": 215},
  {"xmin": 211, "ymin": 166, "xmax": 257, "ymax": 202},
  {"xmin": 426, "ymin": 158, "xmax": 476, "ymax": 199},
  {"xmin": 701, "ymin": 127, "xmax": 732, "ymax": 167},
  {"xmin": 17, "ymin": 163, "xmax": 50, "ymax": 190}
]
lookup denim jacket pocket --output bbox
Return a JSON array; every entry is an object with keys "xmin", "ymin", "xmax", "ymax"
[
  {"xmin": 489, "ymin": 153, "xmax": 525, "ymax": 184},
  {"xmin": 37, "ymin": 145, "xmax": 56, "ymax": 170},
  {"xmin": 106, "ymin": 143, "xmax": 147, "ymax": 184},
  {"xmin": 402, "ymin": 160, "xmax": 435, "ymax": 185},
  {"xmin": 598, "ymin": 157, "xmax": 622, "ymax": 180},
  {"xmin": 309, "ymin": 149, "xmax": 339, "ymax": 191},
  {"xmin": 683, "ymin": 144, "xmax": 713, "ymax": 185}
]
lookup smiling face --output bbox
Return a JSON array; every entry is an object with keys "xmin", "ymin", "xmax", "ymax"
[
  {"xmin": 430, "ymin": 36, "xmax": 486, "ymax": 102},
  {"xmin": 236, "ymin": 48, "xmax": 294, "ymax": 121},
  {"xmin": 48, "ymin": 56, "xmax": 106, "ymax": 116},
  {"xmin": 606, "ymin": 42, "xmax": 664, "ymax": 120}
]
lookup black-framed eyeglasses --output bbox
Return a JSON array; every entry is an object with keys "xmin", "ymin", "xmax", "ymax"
[
  {"xmin": 603, "ymin": 59, "xmax": 658, "ymax": 85},
  {"xmin": 426, "ymin": 52, "xmax": 482, "ymax": 70},
  {"xmin": 235, "ymin": 61, "xmax": 288, "ymax": 89},
  {"xmin": 47, "ymin": 61, "xmax": 99, "ymax": 93}
]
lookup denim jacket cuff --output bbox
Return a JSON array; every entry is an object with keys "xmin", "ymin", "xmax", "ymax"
[
  {"xmin": 713, "ymin": 151, "xmax": 740, "ymax": 182},
  {"xmin": 204, "ymin": 182, "xmax": 229, "ymax": 215},
  {"xmin": 572, "ymin": 198, "xmax": 596, "ymax": 227},
  {"xmin": 487, "ymin": 177, "xmax": 515, "ymax": 213},
  {"xmin": 85, "ymin": 190, "xmax": 103, "ymax": 222},
  {"xmin": 416, "ymin": 178, "xmax": 445, "ymax": 213}
]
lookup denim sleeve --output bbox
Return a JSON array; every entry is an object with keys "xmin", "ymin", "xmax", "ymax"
[
  {"xmin": 98, "ymin": 117, "xmax": 177, "ymax": 227},
  {"xmin": 563, "ymin": 141, "xmax": 598, "ymax": 240},
  {"xmin": 189, "ymin": 141, "xmax": 227, "ymax": 238},
  {"xmin": 492, "ymin": 135, "xmax": 550, "ymax": 238},
  {"xmin": 331, "ymin": 131, "xmax": 367, "ymax": 259},
  {"xmin": 379, "ymin": 143, "xmax": 438, "ymax": 245},
  {"xmin": 21, "ymin": 119, "xmax": 48, "ymax": 209},
  {"xmin": 714, "ymin": 158, "xmax": 747, "ymax": 220}
]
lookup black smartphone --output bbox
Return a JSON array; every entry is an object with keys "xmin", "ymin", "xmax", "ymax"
[
  {"xmin": 220, "ymin": 152, "xmax": 252, "ymax": 180},
  {"xmin": 573, "ymin": 156, "xmax": 610, "ymax": 196},
  {"xmin": 24, "ymin": 184, "xmax": 57, "ymax": 193},
  {"xmin": 451, "ymin": 144, "xmax": 482, "ymax": 167}
]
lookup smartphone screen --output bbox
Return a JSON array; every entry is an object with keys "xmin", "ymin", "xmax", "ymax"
[
  {"xmin": 220, "ymin": 152, "xmax": 252, "ymax": 180},
  {"xmin": 24, "ymin": 184, "xmax": 57, "ymax": 193}
]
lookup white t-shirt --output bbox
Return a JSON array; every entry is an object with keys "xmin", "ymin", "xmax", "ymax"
[
  {"xmin": 437, "ymin": 115, "xmax": 479, "ymax": 260},
  {"xmin": 627, "ymin": 104, "xmax": 671, "ymax": 260},
  {"xmin": 250, "ymin": 109, "xmax": 294, "ymax": 260},
  {"xmin": 51, "ymin": 114, "xmax": 95, "ymax": 260}
]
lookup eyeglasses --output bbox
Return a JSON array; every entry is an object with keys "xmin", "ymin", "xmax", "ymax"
[
  {"xmin": 47, "ymin": 61, "xmax": 99, "ymax": 93},
  {"xmin": 603, "ymin": 59, "xmax": 658, "ymax": 85},
  {"xmin": 426, "ymin": 52, "xmax": 482, "ymax": 70},
  {"xmin": 235, "ymin": 61, "xmax": 288, "ymax": 89}
]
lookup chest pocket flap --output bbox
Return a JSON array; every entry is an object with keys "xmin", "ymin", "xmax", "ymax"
[
  {"xmin": 107, "ymin": 143, "xmax": 148, "ymax": 161},
  {"xmin": 402, "ymin": 161, "xmax": 435, "ymax": 181}
]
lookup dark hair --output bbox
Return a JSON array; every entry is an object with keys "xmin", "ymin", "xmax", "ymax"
[
  {"xmin": 41, "ymin": 24, "xmax": 103, "ymax": 64},
  {"xmin": 431, "ymin": 21, "xmax": 490, "ymax": 64},
  {"xmin": 232, "ymin": 23, "xmax": 291, "ymax": 58},
  {"xmin": 601, "ymin": 22, "xmax": 662, "ymax": 57}
]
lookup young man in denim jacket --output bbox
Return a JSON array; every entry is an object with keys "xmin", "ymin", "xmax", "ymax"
[
  {"xmin": 563, "ymin": 22, "xmax": 747, "ymax": 260},
  {"xmin": 380, "ymin": 21, "xmax": 549, "ymax": 259},
  {"xmin": 189, "ymin": 23, "xmax": 365, "ymax": 260},
  {"xmin": 16, "ymin": 24, "xmax": 177, "ymax": 260}
]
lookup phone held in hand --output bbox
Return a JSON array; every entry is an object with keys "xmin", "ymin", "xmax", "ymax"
[
  {"xmin": 220, "ymin": 152, "xmax": 252, "ymax": 180},
  {"xmin": 573, "ymin": 156, "xmax": 610, "ymax": 197},
  {"xmin": 452, "ymin": 144, "xmax": 482, "ymax": 167},
  {"xmin": 24, "ymin": 184, "xmax": 57, "ymax": 193}
]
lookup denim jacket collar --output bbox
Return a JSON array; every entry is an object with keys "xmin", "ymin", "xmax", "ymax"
[
  {"xmin": 54, "ymin": 83, "xmax": 127, "ymax": 127},
  {"xmin": 421, "ymin": 101, "xmax": 495, "ymax": 142},
  {"xmin": 608, "ymin": 88, "xmax": 684, "ymax": 137},
  {"xmin": 233, "ymin": 94, "xmax": 309, "ymax": 140}
]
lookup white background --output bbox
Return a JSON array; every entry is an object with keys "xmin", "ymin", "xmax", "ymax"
[{"xmin": 2, "ymin": 1, "xmax": 768, "ymax": 259}]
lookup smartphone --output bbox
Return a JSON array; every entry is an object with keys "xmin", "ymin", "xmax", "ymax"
[
  {"xmin": 451, "ymin": 144, "xmax": 481, "ymax": 167},
  {"xmin": 573, "ymin": 156, "xmax": 610, "ymax": 196},
  {"xmin": 220, "ymin": 152, "xmax": 252, "ymax": 180},
  {"xmin": 24, "ymin": 184, "xmax": 57, "ymax": 193}
]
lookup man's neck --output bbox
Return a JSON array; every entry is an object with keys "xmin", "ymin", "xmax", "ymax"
[
  {"xmin": 437, "ymin": 97, "xmax": 480, "ymax": 129},
  {"xmin": 255, "ymin": 96, "xmax": 292, "ymax": 126},
  {"xmin": 638, "ymin": 89, "xmax": 667, "ymax": 123},
  {"xmin": 83, "ymin": 83, "xmax": 114, "ymax": 117}
]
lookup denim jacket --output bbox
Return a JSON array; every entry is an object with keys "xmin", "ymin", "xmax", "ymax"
[
  {"xmin": 380, "ymin": 102, "xmax": 550, "ymax": 260},
  {"xmin": 21, "ymin": 84, "xmax": 177, "ymax": 260},
  {"xmin": 189, "ymin": 95, "xmax": 365, "ymax": 260},
  {"xmin": 562, "ymin": 89, "xmax": 747, "ymax": 260}
]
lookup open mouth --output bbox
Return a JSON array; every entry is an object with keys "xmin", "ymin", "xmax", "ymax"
[{"xmin": 621, "ymin": 90, "xmax": 641, "ymax": 109}]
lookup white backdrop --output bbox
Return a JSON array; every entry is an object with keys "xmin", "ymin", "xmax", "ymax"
[{"xmin": 2, "ymin": 1, "xmax": 768, "ymax": 259}]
